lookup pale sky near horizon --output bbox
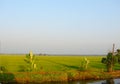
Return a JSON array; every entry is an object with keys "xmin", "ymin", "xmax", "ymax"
[{"xmin": 0, "ymin": 0, "xmax": 120, "ymax": 55}]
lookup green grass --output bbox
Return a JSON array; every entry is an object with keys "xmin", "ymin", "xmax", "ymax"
[
  {"xmin": 1, "ymin": 54, "xmax": 120, "ymax": 83},
  {"xmin": 0, "ymin": 54, "xmax": 107, "ymax": 72}
]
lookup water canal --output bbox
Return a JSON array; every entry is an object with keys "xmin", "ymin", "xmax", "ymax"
[{"xmin": 42, "ymin": 78, "xmax": 120, "ymax": 84}]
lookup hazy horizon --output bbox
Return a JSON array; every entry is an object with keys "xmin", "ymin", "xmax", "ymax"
[{"xmin": 0, "ymin": 0, "xmax": 120, "ymax": 55}]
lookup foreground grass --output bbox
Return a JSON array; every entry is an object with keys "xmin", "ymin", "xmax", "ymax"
[{"xmin": 0, "ymin": 54, "xmax": 120, "ymax": 83}]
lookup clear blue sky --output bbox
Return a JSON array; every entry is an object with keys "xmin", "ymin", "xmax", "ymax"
[{"xmin": 0, "ymin": 0, "xmax": 120, "ymax": 55}]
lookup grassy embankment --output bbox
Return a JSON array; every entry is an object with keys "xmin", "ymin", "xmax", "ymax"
[{"xmin": 0, "ymin": 54, "xmax": 120, "ymax": 83}]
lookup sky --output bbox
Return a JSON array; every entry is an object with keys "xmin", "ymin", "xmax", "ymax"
[{"xmin": 0, "ymin": 0, "xmax": 120, "ymax": 55}]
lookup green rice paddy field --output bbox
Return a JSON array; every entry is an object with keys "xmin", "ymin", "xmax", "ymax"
[
  {"xmin": 0, "ymin": 54, "xmax": 120, "ymax": 83},
  {"xmin": 0, "ymin": 54, "xmax": 120, "ymax": 72}
]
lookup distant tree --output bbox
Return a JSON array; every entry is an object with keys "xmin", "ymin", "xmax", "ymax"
[
  {"xmin": 102, "ymin": 53, "xmax": 112, "ymax": 72},
  {"xmin": 101, "ymin": 44, "xmax": 120, "ymax": 72},
  {"xmin": 116, "ymin": 49, "xmax": 120, "ymax": 64},
  {"xmin": 101, "ymin": 51, "xmax": 118, "ymax": 72}
]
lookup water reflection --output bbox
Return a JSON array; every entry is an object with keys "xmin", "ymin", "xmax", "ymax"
[
  {"xmin": 42, "ymin": 78, "xmax": 120, "ymax": 84},
  {"xmin": 105, "ymin": 79, "xmax": 114, "ymax": 84},
  {"xmin": 1, "ymin": 78, "xmax": 120, "ymax": 84},
  {"xmin": 101, "ymin": 79, "xmax": 120, "ymax": 84}
]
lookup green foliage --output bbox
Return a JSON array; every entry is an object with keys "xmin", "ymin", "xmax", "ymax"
[
  {"xmin": 24, "ymin": 51, "xmax": 37, "ymax": 72},
  {"xmin": 0, "ymin": 66, "xmax": 7, "ymax": 73},
  {"xmin": 106, "ymin": 53, "xmax": 117, "ymax": 65},
  {"xmin": 101, "ymin": 58, "xmax": 107, "ymax": 64},
  {"xmin": 116, "ymin": 49, "xmax": 120, "ymax": 64},
  {"xmin": 101, "ymin": 49, "xmax": 120, "ymax": 72},
  {"xmin": 0, "ymin": 73, "xmax": 15, "ymax": 82},
  {"xmin": 0, "ymin": 66, "xmax": 15, "ymax": 82},
  {"xmin": 117, "ymin": 49, "xmax": 120, "ymax": 53},
  {"xmin": 101, "ymin": 52, "xmax": 115, "ymax": 72}
]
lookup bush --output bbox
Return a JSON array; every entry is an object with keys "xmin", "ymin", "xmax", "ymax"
[
  {"xmin": 0, "ymin": 73, "xmax": 15, "ymax": 82},
  {"xmin": 0, "ymin": 66, "xmax": 7, "ymax": 73},
  {"xmin": 24, "ymin": 51, "xmax": 37, "ymax": 72},
  {"xmin": 79, "ymin": 57, "xmax": 89, "ymax": 71}
]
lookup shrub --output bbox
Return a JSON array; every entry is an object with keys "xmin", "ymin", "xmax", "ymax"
[
  {"xmin": 24, "ymin": 51, "xmax": 37, "ymax": 72},
  {"xmin": 79, "ymin": 57, "xmax": 89, "ymax": 71},
  {"xmin": 0, "ymin": 66, "xmax": 7, "ymax": 73}
]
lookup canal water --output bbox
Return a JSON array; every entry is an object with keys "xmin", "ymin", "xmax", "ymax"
[
  {"xmin": 1, "ymin": 78, "xmax": 120, "ymax": 84},
  {"xmin": 42, "ymin": 78, "xmax": 120, "ymax": 84}
]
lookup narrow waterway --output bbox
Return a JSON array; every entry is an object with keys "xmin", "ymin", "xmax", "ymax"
[
  {"xmin": 42, "ymin": 78, "xmax": 120, "ymax": 84},
  {"xmin": 1, "ymin": 78, "xmax": 120, "ymax": 84}
]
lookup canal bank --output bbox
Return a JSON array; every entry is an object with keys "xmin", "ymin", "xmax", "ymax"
[{"xmin": 1, "ymin": 70, "xmax": 120, "ymax": 83}]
